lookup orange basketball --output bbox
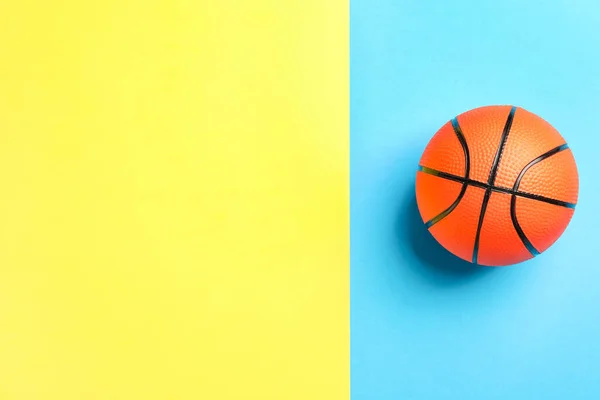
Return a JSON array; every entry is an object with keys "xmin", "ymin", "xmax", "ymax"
[{"xmin": 416, "ymin": 105, "xmax": 579, "ymax": 267}]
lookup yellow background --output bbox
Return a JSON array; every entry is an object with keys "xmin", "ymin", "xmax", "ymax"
[{"xmin": 0, "ymin": 1, "xmax": 348, "ymax": 399}]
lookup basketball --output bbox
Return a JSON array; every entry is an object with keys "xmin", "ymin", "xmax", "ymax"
[{"xmin": 416, "ymin": 105, "xmax": 579, "ymax": 267}]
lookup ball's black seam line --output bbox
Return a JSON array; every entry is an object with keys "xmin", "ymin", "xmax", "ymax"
[
  {"xmin": 425, "ymin": 186, "xmax": 467, "ymax": 228},
  {"xmin": 510, "ymin": 195, "xmax": 540, "ymax": 256},
  {"xmin": 416, "ymin": 166, "xmax": 576, "ymax": 209},
  {"xmin": 417, "ymin": 166, "xmax": 469, "ymax": 184},
  {"xmin": 473, "ymin": 106, "xmax": 517, "ymax": 264},
  {"xmin": 513, "ymin": 144, "xmax": 570, "ymax": 190},
  {"xmin": 472, "ymin": 188, "xmax": 491, "ymax": 264},
  {"xmin": 510, "ymin": 143, "xmax": 570, "ymax": 256},
  {"xmin": 487, "ymin": 106, "xmax": 517, "ymax": 185},
  {"xmin": 452, "ymin": 117, "xmax": 471, "ymax": 179},
  {"xmin": 425, "ymin": 118, "xmax": 470, "ymax": 228}
]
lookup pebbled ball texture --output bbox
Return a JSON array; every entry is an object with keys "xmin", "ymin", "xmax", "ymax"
[{"xmin": 415, "ymin": 105, "xmax": 579, "ymax": 267}]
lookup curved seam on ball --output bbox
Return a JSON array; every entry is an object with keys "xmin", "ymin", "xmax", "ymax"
[
  {"xmin": 424, "ymin": 117, "xmax": 471, "ymax": 228},
  {"xmin": 510, "ymin": 143, "xmax": 570, "ymax": 257},
  {"xmin": 510, "ymin": 195, "xmax": 541, "ymax": 256}
]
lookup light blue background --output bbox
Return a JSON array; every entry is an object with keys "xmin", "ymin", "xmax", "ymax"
[{"xmin": 350, "ymin": 1, "xmax": 600, "ymax": 399}]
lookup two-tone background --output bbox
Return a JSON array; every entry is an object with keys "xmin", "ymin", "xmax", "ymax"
[{"xmin": 1, "ymin": 1, "xmax": 599, "ymax": 399}]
